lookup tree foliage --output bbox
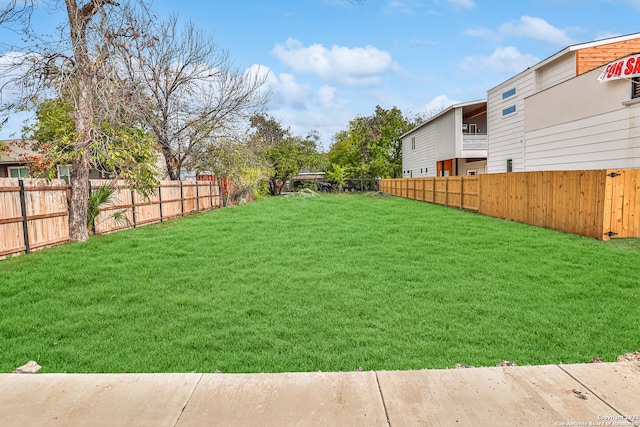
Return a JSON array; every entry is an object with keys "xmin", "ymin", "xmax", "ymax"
[
  {"xmin": 327, "ymin": 105, "xmax": 417, "ymax": 180},
  {"xmin": 193, "ymin": 136, "xmax": 268, "ymax": 207},
  {"xmin": 1, "ymin": 0, "xmax": 155, "ymax": 241},
  {"xmin": 249, "ymin": 114, "xmax": 323, "ymax": 196},
  {"xmin": 25, "ymin": 98, "xmax": 159, "ymax": 195},
  {"xmin": 115, "ymin": 14, "xmax": 268, "ymax": 180}
]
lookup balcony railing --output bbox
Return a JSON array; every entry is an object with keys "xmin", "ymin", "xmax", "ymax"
[{"xmin": 462, "ymin": 133, "xmax": 488, "ymax": 152}]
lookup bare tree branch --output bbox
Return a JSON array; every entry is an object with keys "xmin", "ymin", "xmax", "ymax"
[{"xmin": 115, "ymin": 14, "xmax": 269, "ymax": 179}]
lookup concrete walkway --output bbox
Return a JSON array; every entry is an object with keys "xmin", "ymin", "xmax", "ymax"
[{"xmin": 1, "ymin": 362, "xmax": 639, "ymax": 426}]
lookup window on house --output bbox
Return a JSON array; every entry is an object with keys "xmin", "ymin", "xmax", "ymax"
[
  {"xmin": 502, "ymin": 88, "xmax": 516, "ymax": 99},
  {"xmin": 411, "ymin": 136, "xmax": 416, "ymax": 150},
  {"xmin": 507, "ymin": 159, "xmax": 513, "ymax": 172},
  {"xmin": 467, "ymin": 169, "xmax": 478, "ymax": 176},
  {"xmin": 8, "ymin": 166, "xmax": 29, "ymax": 178},
  {"xmin": 632, "ymin": 77, "xmax": 640, "ymax": 99},
  {"xmin": 57, "ymin": 165, "xmax": 71, "ymax": 184},
  {"xmin": 502, "ymin": 105, "xmax": 516, "ymax": 116}
]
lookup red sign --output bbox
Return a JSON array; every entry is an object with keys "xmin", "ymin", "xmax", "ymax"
[{"xmin": 598, "ymin": 53, "xmax": 640, "ymax": 82}]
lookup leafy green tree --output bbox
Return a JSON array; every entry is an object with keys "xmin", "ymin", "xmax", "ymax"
[
  {"xmin": 325, "ymin": 163, "xmax": 348, "ymax": 192},
  {"xmin": 26, "ymin": 98, "xmax": 159, "ymax": 196},
  {"xmin": 193, "ymin": 136, "xmax": 268, "ymax": 207},
  {"xmin": 1, "ymin": 0, "xmax": 153, "ymax": 242},
  {"xmin": 328, "ymin": 105, "xmax": 416, "ymax": 180},
  {"xmin": 250, "ymin": 114, "xmax": 323, "ymax": 196}
]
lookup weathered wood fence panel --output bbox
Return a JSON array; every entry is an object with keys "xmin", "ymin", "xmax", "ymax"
[
  {"xmin": 0, "ymin": 178, "xmax": 69, "ymax": 257},
  {"xmin": 381, "ymin": 170, "xmax": 640, "ymax": 240},
  {"xmin": 90, "ymin": 180, "xmax": 220, "ymax": 235},
  {"xmin": 1, "ymin": 179, "xmax": 221, "ymax": 258}
]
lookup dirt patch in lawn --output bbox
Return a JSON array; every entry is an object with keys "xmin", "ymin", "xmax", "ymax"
[{"xmin": 617, "ymin": 349, "xmax": 640, "ymax": 362}]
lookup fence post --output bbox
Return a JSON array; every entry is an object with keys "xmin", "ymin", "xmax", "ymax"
[
  {"xmin": 445, "ymin": 178, "xmax": 449, "ymax": 207},
  {"xmin": 158, "ymin": 185, "xmax": 163, "ymax": 223},
  {"xmin": 131, "ymin": 188, "xmax": 137, "ymax": 228},
  {"xmin": 180, "ymin": 181, "xmax": 184, "ymax": 216},
  {"xmin": 18, "ymin": 179, "xmax": 30, "ymax": 254},
  {"xmin": 209, "ymin": 181, "xmax": 213, "ymax": 210},
  {"xmin": 196, "ymin": 181, "xmax": 200, "ymax": 213},
  {"xmin": 89, "ymin": 180, "xmax": 97, "ymax": 235}
]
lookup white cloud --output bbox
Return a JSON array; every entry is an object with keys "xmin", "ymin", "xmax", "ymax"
[
  {"xmin": 316, "ymin": 85, "xmax": 346, "ymax": 110},
  {"xmin": 463, "ymin": 27, "xmax": 500, "ymax": 43},
  {"xmin": 421, "ymin": 94, "xmax": 459, "ymax": 115},
  {"xmin": 271, "ymin": 38, "xmax": 397, "ymax": 86},
  {"xmin": 499, "ymin": 16, "xmax": 576, "ymax": 46},
  {"xmin": 275, "ymin": 73, "xmax": 311, "ymax": 109},
  {"xmin": 409, "ymin": 38, "xmax": 436, "ymax": 48},
  {"xmin": 247, "ymin": 64, "xmax": 311, "ymax": 109},
  {"xmin": 446, "ymin": 0, "xmax": 475, "ymax": 9},
  {"xmin": 386, "ymin": 1, "xmax": 415, "ymax": 14},
  {"xmin": 461, "ymin": 46, "xmax": 539, "ymax": 75},
  {"xmin": 620, "ymin": 0, "xmax": 640, "ymax": 8}
]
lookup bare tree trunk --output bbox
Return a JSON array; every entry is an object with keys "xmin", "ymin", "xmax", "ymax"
[
  {"xmin": 65, "ymin": 0, "xmax": 108, "ymax": 241},
  {"xmin": 160, "ymin": 144, "xmax": 177, "ymax": 180},
  {"xmin": 69, "ymin": 156, "xmax": 90, "ymax": 241}
]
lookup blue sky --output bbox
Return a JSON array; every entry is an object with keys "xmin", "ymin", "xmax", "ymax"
[{"xmin": 2, "ymin": 0, "xmax": 640, "ymax": 149}]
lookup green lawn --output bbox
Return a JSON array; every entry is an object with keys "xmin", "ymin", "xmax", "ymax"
[{"xmin": 1, "ymin": 193, "xmax": 639, "ymax": 373}]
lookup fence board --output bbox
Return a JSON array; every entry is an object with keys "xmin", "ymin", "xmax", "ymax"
[
  {"xmin": 380, "ymin": 169, "xmax": 626, "ymax": 240},
  {"xmin": 462, "ymin": 177, "xmax": 479, "ymax": 211},
  {"xmin": 1, "ymin": 178, "xmax": 223, "ymax": 258},
  {"xmin": 607, "ymin": 169, "xmax": 640, "ymax": 238}
]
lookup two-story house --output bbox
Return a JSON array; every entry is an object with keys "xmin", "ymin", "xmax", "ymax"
[
  {"xmin": 401, "ymin": 99, "xmax": 487, "ymax": 178},
  {"xmin": 487, "ymin": 32, "xmax": 640, "ymax": 172}
]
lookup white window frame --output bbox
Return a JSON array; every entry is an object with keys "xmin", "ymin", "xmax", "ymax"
[
  {"xmin": 57, "ymin": 164, "xmax": 71, "ymax": 184},
  {"xmin": 8, "ymin": 166, "xmax": 30, "ymax": 178},
  {"xmin": 467, "ymin": 169, "xmax": 478, "ymax": 176},
  {"xmin": 502, "ymin": 87, "xmax": 516, "ymax": 99},
  {"xmin": 502, "ymin": 105, "xmax": 516, "ymax": 116}
]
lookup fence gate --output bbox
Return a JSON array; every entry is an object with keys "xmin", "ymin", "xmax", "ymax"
[{"xmin": 603, "ymin": 169, "xmax": 640, "ymax": 239}]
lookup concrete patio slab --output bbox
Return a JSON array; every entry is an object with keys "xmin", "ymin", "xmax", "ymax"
[
  {"xmin": 176, "ymin": 371, "xmax": 388, "ymax": 427},
  {"xmin": 376, "ymin": 365, "xmax": 616, "ymax": 426},
  {"xmin": 559, "ymin": 362, "xmax": 640, "ymax": 416},
  {"xmin": 0, "ymin": 373, "xmax": 201, "ymax": 427}
]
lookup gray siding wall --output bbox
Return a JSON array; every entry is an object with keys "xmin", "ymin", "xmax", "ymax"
[
  {"xmin": 535, "ymin": 53, "xmax": 575, "ymax": 91},
  {"xmin": 436, "ymin": 111, "xmax": 456, "ymax": 161},
  {"xmin": 525, "ymin": 70, "xmax": 640, "ymax": 170},
  {"xmin": 487, "ymin": 52, "xmax": 577, "ymax": 173},
  {"xmin": 402, "ymin": 109, "xmax": 457, "ymax": 177},
  {"xmin": 402, "ymin": 126, "xmax": 437, "ymax": 178},
  {"xmin": 487, "ymin": 73, "xmax": 534, "ymax": 172}
]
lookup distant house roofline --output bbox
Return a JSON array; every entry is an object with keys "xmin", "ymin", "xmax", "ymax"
[
  {"xmin": 488, "ymin": 32, "xmax": 640, "ymax": 92},
  {"xmin": 400, "ymin": 99, "xmax": 487, "ymax": 140}
]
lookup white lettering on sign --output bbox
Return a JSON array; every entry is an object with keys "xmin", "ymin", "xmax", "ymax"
[{"xmin": 598, "ymin": 54, "xmax": 640, "ymax": 82}]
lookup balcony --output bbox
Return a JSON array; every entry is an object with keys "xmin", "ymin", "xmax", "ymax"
[{"xmin": 461, "ymin": 133, "xmax": 488, "ymax": 157}]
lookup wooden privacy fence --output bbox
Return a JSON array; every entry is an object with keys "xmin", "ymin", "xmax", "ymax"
[
  {"xmin": 0, "ymin": 179, "xmax": 221, "ymax": 258},
  {"xmin": 380, "ymin": 176, "xmax": 480, "ymax": 212},
  {"xmin": 380, "ymin": 169, "xmax": 640, "ymax": 240}
]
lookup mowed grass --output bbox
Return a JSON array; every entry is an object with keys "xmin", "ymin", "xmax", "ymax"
[{"xmin": 1, "ymin": 193, "xmax": 639, "ymax": 373}]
